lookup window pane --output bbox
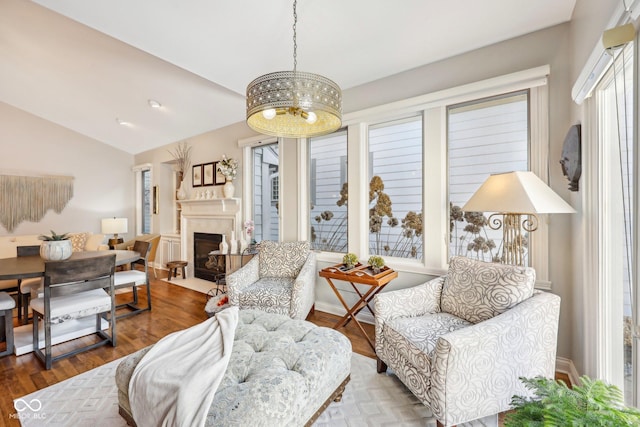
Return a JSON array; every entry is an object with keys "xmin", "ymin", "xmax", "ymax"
[
  {"xmin": 617, "ymin": 48, "xmax": 634, "ymax": 406},
  {"xmin": 252, "ymin": 143, "xmax": 279, "ymax": 242},
  {"xmin": 309, "ymin": 130, "xmax": 348, "ymax": 252},
  {"xmin": 141, "ymin": 169, "xmax": 151, "ymax": 234},
  {"xmin": 598, "ymin": 43, "xmax": 634, "ymax": 404},
  {"xmin": 448, "ymin": 91, "xmax": 529, "ymax": 263},
  {"xmin": 369, "ymin": 117, "xmax": 423, "ymax": 260}
]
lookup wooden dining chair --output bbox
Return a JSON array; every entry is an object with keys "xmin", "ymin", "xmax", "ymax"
[
  {"xmin": 113, "ymin": 240, "xmax": 151, "ymax": 319},
  {"xmin": 16, "ymin": 245, "xmax": 42, "ymax": 325},
  {"xmin": 31, "ymin": 254, "xmax": 117, "ymax": 370}
]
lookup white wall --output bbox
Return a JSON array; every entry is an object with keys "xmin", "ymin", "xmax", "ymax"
[
  {"xmin": 0, "ymin": 101, "xmax": 135, "ymax": 239},
  {"xmin": 134, "ymin": 121, "xmax": 257, "ymax": 236}
]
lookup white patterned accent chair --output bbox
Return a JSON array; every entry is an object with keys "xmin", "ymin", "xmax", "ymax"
[
  {"xmin": 374, "ymin": 256, "xmax": 561, "ymax": 427},
  {"xmin": 226, "ymin": 241, "xmax": 316, "ymax": 320}
]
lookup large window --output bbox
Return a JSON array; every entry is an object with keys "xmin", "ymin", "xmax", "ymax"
[
  {"xmin": 252, "ymin": 143, "xmax": 279, "ymax": 242},
  {"xmin": 141, "ymin": 169, "xmax": 152, "ymax": 234},
  {"xmin": 369, "ymin": 117, "xmax": 423, "ymax": 260},
  {"xmin": 133, "ymin": 164, "xmax": 152, "ymax": 235},
  {"xmin": 448, "ymin": 91, "xmax": 529, "ymax": 263},
  {"xmin": 241, "ymin": 66, "xmax": 549, "ymax": 276},
  {"xmin": 592, "ymin": 42, "xmax": 635, "ymax": 404},
  {"xmin": 309, "ymin": 130, "xmax": 348, "ymax": 252}
]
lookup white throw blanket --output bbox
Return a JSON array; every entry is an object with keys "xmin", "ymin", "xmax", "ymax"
[{"xmin": 129, "ymin": 306, "xmax": 239, "ymax": 427}]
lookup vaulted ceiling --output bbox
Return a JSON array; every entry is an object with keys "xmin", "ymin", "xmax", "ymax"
[{"xmin": 0, "ymin": 0, "xmax": 576, "ymax": 154}]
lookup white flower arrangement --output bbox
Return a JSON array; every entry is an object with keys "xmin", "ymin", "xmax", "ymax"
[{"xmin": 217, "ymin": 155, "xmax": 238, "ymax": 180}]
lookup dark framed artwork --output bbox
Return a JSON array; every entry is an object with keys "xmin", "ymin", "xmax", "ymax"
[
  {"xmin": 202, "ymin": 162, "xmax": 215, "ymax": 186},
  {"xmin": 559, "ymin": 124, "xmax": 581, "ymax": 192},
  {"xmin": 192, "ymin": 164, "xmax": 203, "ymax": 187},
  {"xmin": 152, "ymin": 185, "xmax": 159, "ymax": 214},
  {"xmin": 213, "ymin": 161, "xmax": 226, "ymax": 185}
]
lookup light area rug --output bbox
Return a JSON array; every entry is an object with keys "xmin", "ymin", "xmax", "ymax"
[
  {"xmin": 14, "ymin": 354, "xmax": 497, "ymax": 426},
  {"xmin": 162, "ymin": 277, "xmax": 218, "ymax": 295}
]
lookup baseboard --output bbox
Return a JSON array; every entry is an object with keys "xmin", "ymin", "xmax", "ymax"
[{"xmin": 556, "ymin": 356, "xmax": 580, "ymax": 386}]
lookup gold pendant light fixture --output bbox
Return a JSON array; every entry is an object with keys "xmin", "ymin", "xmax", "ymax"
[{"xmin": 246, "ymin": 0, "xmax": 342, "ymax": 138}]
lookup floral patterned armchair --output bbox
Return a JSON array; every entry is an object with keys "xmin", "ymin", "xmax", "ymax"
[
  {"xmin": 226, "ymin": 241, "xmax": 316, "ymax": 320},
  {"xmin": 374, "ymin": 256, "xmax": 561, "ymax": 427}
]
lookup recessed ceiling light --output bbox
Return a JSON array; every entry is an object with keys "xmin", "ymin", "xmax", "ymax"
[
  {"xmin": 148, "ymin": 99, "xmax": 162, "ymax": 109},
  {"xmin": 116, "ymin": 117, "xmax": 131, "ymax": 126}
]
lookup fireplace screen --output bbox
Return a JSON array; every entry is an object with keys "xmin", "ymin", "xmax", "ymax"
[{"xmin": 193, "ymin": 232, "xmax": 225, "ymax": 282}]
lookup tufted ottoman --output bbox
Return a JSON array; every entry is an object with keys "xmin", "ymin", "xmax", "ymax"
[{"xmin": 116, "ymin": 309, "xmax": 352, "ymax": 426}]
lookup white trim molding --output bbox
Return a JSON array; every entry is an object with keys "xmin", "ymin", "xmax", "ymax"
[
  {"xmin": 572, "ymin": 0, "xmax": 640, "ymax": 104},
  {"xmin": 556, "ymin": 357, "xmax": 581, "ymax": 386}
]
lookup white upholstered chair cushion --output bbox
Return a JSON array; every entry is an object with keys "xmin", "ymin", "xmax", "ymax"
[
  {"xmin": 20, "ymin": 277, "xmax": 42, "ymax": 296},
  {"xmin": 31, "ymin": 289, "xmax": 111, "ymax": 324},
  {"xmin": 0, "ymin": 292, "xmax": 15, "ymax": 310},
  {"xmin": 441, "ymin": 256, "xmax": 536, "ymax": 324},
  {"xmin": 258, "ymin": 241, "xmax": 311, "ymax": 278},
  {"xmin": 386, "ymin": 312, "xmax": 472, "ymax": 359},
  {"xmin": 114, "ymin": 270, "xmax": 147, "ymax": 287},
  {"xmin": 237, "ymin": 277, "xmax": 295, "ymax": 315}
]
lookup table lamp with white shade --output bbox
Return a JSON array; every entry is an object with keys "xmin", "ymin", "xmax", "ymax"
[
  {"xmin": 462, "ymin": 171, "xmax": 576, "ymax": 266},
  {"xmin": 101, "ymin": 217, "xmax": 128, "ymax": 248}
]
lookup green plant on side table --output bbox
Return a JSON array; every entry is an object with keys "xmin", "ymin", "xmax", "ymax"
[
  {"xmin": 368, "ymin": 255, "xmax": 385, "ymax": 274},
  {"xmin": 342, "ymin": 253, "xmax": 359, "ymax": 270},
  {"xmin": 38, "ymin": 230, "xmax": 70, "ymax": 241},
  {"xmin": 38, "ymin": 230, "xmax": 72, "ymax": 261},
  {"xmin": 505, "ymin": 375, "xmax": 640, "ymax": 426}
]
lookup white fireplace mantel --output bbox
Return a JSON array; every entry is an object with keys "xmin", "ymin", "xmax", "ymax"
[{"xmin": 179, "ymin": 198, "xmax": 242, "ymax": 278}]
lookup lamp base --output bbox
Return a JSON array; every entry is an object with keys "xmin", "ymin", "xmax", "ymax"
[
  {"xmin": 488, "ymin": 213, "xmax": 538, "ymax": 267},
  {"xmin": 108, "ymin": 238, "xmax": 124, "ymax": 249}
]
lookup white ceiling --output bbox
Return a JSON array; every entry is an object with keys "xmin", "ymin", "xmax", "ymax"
[{"xmin": 1, "ymin": 0, "xmax": 576, "ymax": 154}]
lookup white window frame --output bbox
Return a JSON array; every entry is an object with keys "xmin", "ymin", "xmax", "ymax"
[
  {"xmin": 581, "ymin": 42, "xmax": 636, "ymax": 397},
  {"xmin": 238, "ymin": 66, "xmax": 552, "ymax": 284},
  {"xmin": 132, "ymin": 163, "xmax": 152, "ymax": 235},
  {"xmin": 239, "ymin": 136, "xmax": 281, "ymax": 241},
  {"xmin": 316, "ymin": 66, "xmax": 552, "ymax": 282}
]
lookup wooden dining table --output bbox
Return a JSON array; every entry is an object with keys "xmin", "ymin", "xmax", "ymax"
[{"xmin": 0, "ymin": 250, "xmax": 140, "ymax": 281}]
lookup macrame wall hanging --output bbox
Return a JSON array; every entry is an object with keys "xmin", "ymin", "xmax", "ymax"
[{"xmin": 0, "ymin": 174, "xmax": 74, "ymax": 232}]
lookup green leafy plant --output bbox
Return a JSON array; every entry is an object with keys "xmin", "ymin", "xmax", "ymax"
[
  {"xmin": 368, "ymin": 255, "xmax": 385, "ymax": 269},
  {"xmin": 38, "ymin": 230, "xmax": 70, "ymax": 241},
  {"xmin": 342, "ymin": 253, "xmax": 359, "ymax": 268},
  {"xmin": 505, "ymin": 375, "xmax": 640, "ymax": 427}
]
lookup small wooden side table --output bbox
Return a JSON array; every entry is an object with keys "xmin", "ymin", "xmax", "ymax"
[{"xmin": 319, "ymin": 264, "xmax": 398, "ymax": 350}]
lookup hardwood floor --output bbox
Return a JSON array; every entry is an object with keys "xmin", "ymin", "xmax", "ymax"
[{"xmin": 0, "ymin": 274, "xmax": 568, "ymax": 426}]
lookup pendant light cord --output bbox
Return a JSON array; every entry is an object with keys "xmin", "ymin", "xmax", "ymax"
[{"xmin": 292, "ymin": 0, "xmax": 298, "ymax": 73}]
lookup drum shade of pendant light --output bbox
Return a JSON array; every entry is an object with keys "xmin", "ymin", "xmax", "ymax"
[{"xmin": 246, "ymin": 0, "xmax": 342, "ymax": 138}]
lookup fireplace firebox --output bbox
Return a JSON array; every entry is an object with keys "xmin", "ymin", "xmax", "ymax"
[{"xmin": 193, "ymin": 232, "xmax": 225, "ymax": 282}]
